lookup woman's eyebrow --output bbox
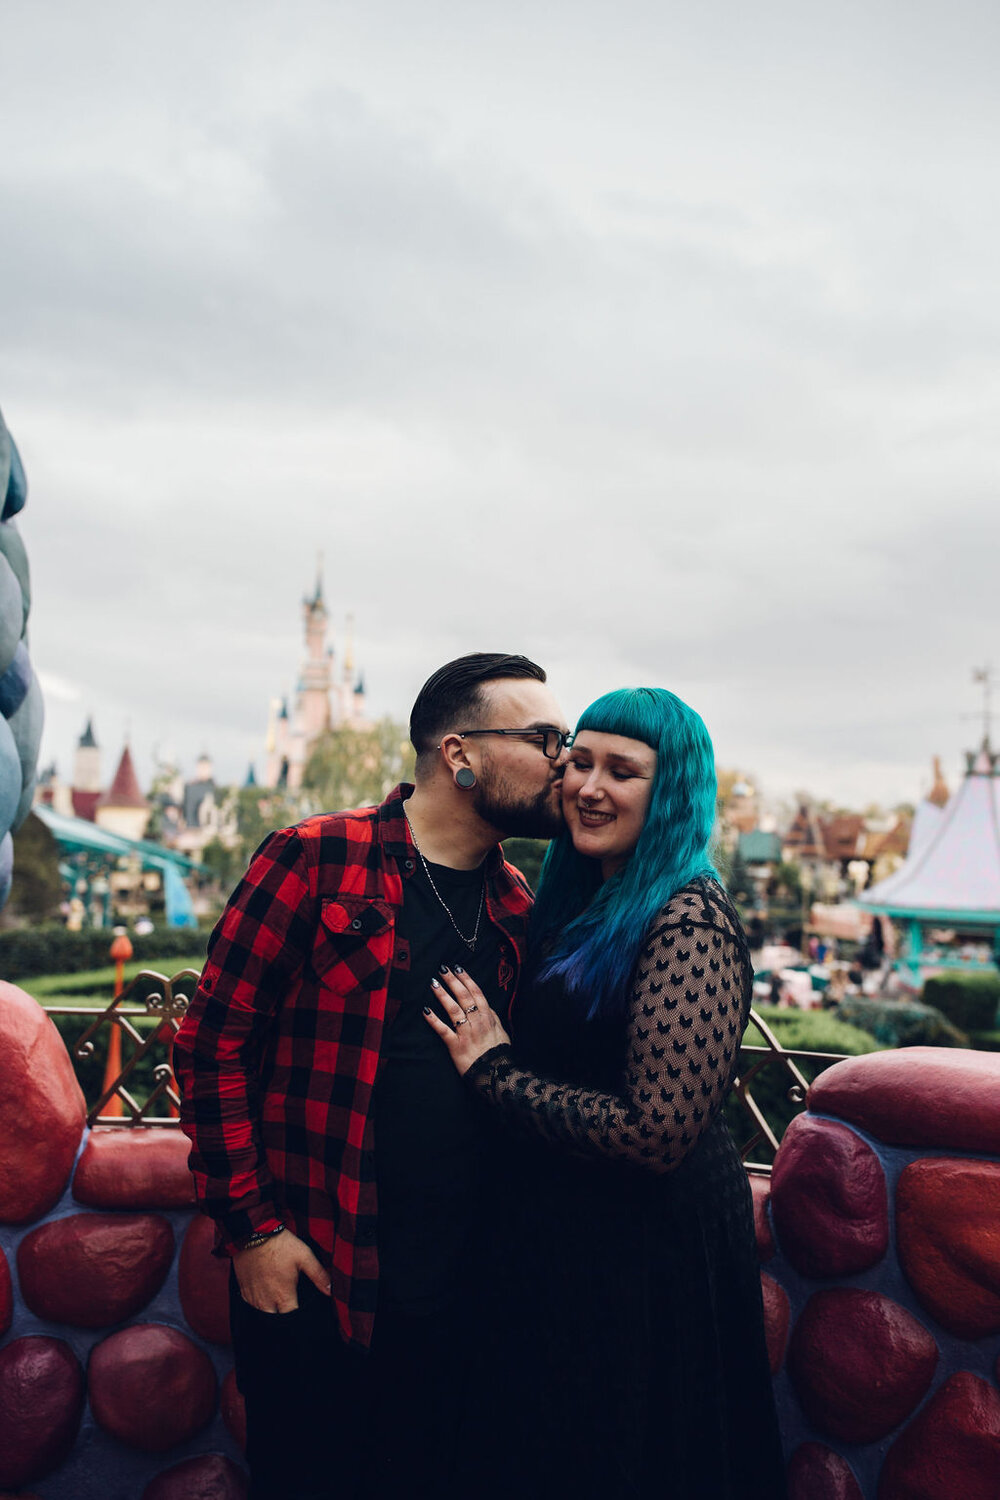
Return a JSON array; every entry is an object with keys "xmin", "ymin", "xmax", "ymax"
[{"xmin": 605, "ymin": 752, "xmax": 652, "ymax": 771}]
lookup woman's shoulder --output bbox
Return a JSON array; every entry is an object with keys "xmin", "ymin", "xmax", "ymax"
[{"xmin": 645, "ymin": 877, "xmax": 745, "ymax": 944}]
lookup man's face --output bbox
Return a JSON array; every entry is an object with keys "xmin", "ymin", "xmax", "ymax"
[{"xmin": 469, "ymin": 678, "xmax": 570, "ymax": 839}]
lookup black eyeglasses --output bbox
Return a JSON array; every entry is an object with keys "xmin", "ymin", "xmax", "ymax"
[{"xmin": 456, "ymin": 728, "xmax": 573, "ymax": 762}]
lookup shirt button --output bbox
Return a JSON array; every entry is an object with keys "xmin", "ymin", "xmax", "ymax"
[
  {"xmin": 350, "ymin": 918, "xmax": 363, "ymax": 930},
  {"xmin": 404, "ymin": 859, "xmax": 415, "ymax": 872}
]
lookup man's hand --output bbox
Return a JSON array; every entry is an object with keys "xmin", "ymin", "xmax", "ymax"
[
  {"xmin": 423, "ymin": 965, "xmax": 511, "ymax": 1075},
  {"xmin": 232, "ymin": 1227, "xmax": 331, "ymax": 1313}
]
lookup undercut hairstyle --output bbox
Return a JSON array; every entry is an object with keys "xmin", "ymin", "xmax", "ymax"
[
  {"xmin": 409, "ymin": 652, "xmax": 547, "ymax": 764},
  {"xmin": 530, "ymin": 687, "xmax": 719, "ymax": 1020}
]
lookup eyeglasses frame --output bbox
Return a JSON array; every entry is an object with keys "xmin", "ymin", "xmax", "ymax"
[{"xmin": 452, "ymin": 727, "xmax": 573, "ymax": 762}]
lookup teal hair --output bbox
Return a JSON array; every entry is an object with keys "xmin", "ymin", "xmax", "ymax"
[{"xmin": 532, "ymin": 687, "xmax": 718, "ymax": 1018}]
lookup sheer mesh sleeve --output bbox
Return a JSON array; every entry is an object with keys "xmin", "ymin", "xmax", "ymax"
[{"xmin": 464, "ymin": 885, "xmax": 751, "ymax": 1173}]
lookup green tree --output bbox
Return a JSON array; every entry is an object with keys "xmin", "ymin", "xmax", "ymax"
[
  {"xmin": 301, "ymin": 719, "xmax": 415, "ymax": 813},
  {"xmin": 5, "ymin": 812, "xmax": 64, "ymax": 924},
  {"xmin": 726, "ymin": 847, "xmax": 757, "ymax": 909}
]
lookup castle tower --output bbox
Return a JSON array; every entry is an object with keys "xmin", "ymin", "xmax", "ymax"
[
  {"xmin": 71, "ymin": 718, "xmax": 102, "ymax": 821},
  {"xmin": 299, "ymin": 561, "xmax": 332, "ymax": 744},
  {"xmin": 96, "ymin": 742, "xmax": 151, "ymax": 841}
]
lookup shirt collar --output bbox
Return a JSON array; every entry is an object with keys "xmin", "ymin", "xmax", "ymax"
[{"xmin": 377, "ymin": 782, "xmax": 504, "ymax": 876}]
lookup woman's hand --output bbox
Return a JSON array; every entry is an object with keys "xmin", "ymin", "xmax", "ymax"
[{"xmin": 423, "ymin": 965, "xmax": 510, "ymax": 1075}]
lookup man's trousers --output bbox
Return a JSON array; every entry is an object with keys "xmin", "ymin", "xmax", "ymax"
[{"xmin": 229, "ymin": 1271, "xmax": 473, "ymax": 1500}]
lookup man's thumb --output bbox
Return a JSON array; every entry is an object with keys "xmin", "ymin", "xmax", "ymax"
[{"xmin": 300, "ymin": 1251, "xmax": 332, "ymax": 1296}]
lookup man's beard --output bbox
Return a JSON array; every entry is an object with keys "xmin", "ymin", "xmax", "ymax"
[{"xmin": 473, "ymin": 765, "xmax": 564, "ymax": 839}]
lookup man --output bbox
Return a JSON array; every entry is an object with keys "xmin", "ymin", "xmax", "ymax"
[{"xmin": 174, "ymin": 652, "xmax": 569, "ymax": 1500}]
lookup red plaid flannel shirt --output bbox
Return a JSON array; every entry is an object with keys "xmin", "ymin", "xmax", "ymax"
[{"xmin": 173, "ymin": 783, "xmax": 533, "ymax": 1350}]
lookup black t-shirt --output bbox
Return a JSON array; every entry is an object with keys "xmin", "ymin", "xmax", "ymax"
[{"xmin": 374, "ymin": 856, "xmax": 510, "ymax": 1315}]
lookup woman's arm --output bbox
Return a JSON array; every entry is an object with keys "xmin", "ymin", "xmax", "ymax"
[{"xmin": 427, "ymin": 898, "xmax": 750, "ymax": 1174}]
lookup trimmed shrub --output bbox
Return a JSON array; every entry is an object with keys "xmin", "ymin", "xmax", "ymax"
[
  {"xmin": 833, "ymin": 996, "xmax": 967, "ymax": 1049},
  {"xmin": 726, "ymin": 1007, "xmax": 883, "ymax": 1164},
  {"xmin": 969, "ymin": 1029, "xmax": 1000, "ymax": 1053},
  {"xmin": 0, "ymin": 924, "xmax": 208, "ymax": 982},
  {"xmin": 922, "ymin": 971, "xmax": 1000, "ymax": 1033}
]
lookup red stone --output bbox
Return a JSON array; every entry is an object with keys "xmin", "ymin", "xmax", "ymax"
[
  {"xmin": 0, "ymin": 981, "xmax": 86, "ymax": 1223},
  {"xmin": 770, "ymin": 1113, "xmax": 888, "ymax": 1278},
  {"xmin": 73, "ymin": 1126, "xmax": 197, "ymax": 1209},
  {"xmin": 749, "ymin": 1172, "xmax": 775, "ymax": 1261},
  {"xmin": 17, "ymin": 1211, "xmax": 174, "ymax": 1328},
  {"xmin": 179, "ymin": 1211, "xmax": 231, "ymax": 1345},
  {"xmin": 760, "ymin": 1272, "xmax": 790, "ymax": 1375},
  {"xmin": 787, "ymin": 1288, "xmax": 937, "ymax": 1444},
  {"xmin": 787, "ymin": 1443, "xmax": 863, "ymax": 1500},
  {"xmin": 142, "ymin": 1454, "xmax": 248, "ymax": 1500},
  {"xmin": 221, "ymin": 1367, "xmax": 247, "ymax": 1451},
  {"xmin": 0, "ymin": 1244, "xmax": 11, "ymax": 1337},
  {"xmin": 809, "ymin": 1047, "xmax": 1000, "ymax": 1154},
  {"xmin": 0, "ymin": 1336, "xmax": 85, "ymax": 1487},
  {"xmin": 88, "ymin": 1323, "xmax": 218, "ymax": 1451},
  {"xmin": 878, "ymin": 1371, "xmax": 1000, "ymax": 1500},
  {"xmin": 896, "ymin": 1158, "xmax": 1000, "ymax": 1339}
]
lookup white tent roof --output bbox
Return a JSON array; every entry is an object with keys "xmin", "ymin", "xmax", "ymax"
[{"xmin": 860, "ymin": 744, "xmax": 1000, "ymax": 920}]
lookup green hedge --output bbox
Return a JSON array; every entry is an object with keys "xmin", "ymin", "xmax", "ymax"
[
  {"xmin": 726, "ymin": 1007, "xmax": 883, "ymax": 1165},
  {"xmin": 922, "ymin": 971, "xmax": 1000, "ymax": 1033},
  {"xmin": 969, "ymin": 1029, "xmax": 1000, "ymax": 1052},
  {"xmin": 833, "ymin": 996, "xmax": 967, "ymax": 1049},
  {"xmin": 0, "ymin": 925, "xmax": 209, "ymax": 983}
]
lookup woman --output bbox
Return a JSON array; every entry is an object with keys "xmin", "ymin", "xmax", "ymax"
[{"xmin": 425, "ymin": 687, "xmax": 786, "ymax": 1500}]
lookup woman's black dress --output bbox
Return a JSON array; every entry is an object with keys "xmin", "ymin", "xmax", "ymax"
[{"xmin": 465, "ymin": 879, "xmax": 787, "ymax": 1500}]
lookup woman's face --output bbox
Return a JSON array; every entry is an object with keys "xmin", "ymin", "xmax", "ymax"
[{"xmin": 561, "ymin": 730, "xmax": 657, "ymax": 877}]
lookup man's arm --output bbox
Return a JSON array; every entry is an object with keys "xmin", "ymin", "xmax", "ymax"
[{"xmin": 173, "ymin": 825, "xmax": 315, "ymax": 1250}]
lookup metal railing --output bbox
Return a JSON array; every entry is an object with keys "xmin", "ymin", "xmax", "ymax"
[{"xmin": 44, "ymin": 974, "xmax": 851, "ymax": 1161}]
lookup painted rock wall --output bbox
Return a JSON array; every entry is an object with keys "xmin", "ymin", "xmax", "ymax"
[
  {"xmin": 758, "ymin": 1047, "xmax": 1000, "ymax": 1500},
  {"xmin": 0, "ymin": 982, "xmax": 247, "ymax": 1499},
  {"xmin": 0, "ymin": 407, "xmax": 43, "ymax": 910}
]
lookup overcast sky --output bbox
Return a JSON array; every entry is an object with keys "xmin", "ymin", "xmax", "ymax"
[{"xmin": 3, "ymin": 0, "xmax": 997, "ymax": 810}]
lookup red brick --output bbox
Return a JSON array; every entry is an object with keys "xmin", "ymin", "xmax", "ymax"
[
  {"xmin": 770, "ymin": 1114, "xmax": 888, "ymax": 1278},
  {"xmin": 809, "ymin": 1048, "xmax": 1000, "ymax": 1153},
  {"xmin": 73, "ymin": 1126, "xmax": 196, "ymax": 1209},
  {"xmin": 0, "ymin": 982, "xmax": 86, "ymax": 1223},
  {"xmin": 17, "ymin": 1212, "xmax": 174, "ymax": 1328},
  {"xmin": 878, "ymin": 1371, "xmax": 1000, "ymax": 1500},
  {"xmin": 88, "ymin": 1324, "xmax": 217, "ymax": 1452},
  {"xmin": 788, "ymin": 1288, "xmax": 937, "ymax": 1444},
  {"xmin": 896, "ymin": 1158, "xmax": 1000, "ymax": 1339}
]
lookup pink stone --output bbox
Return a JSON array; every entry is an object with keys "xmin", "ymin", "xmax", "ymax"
[
  {"xmin": 0, "ymin": 1244, "xmax": 11, "ymax": 1337},
  {"xmin": 221, "ymin": 1367, "xmax": 247, "ymax": 1451},
  {"xmin": 141, "ymin": 1454, "xmax": 248, "ymax": 1500},
  {"xmin": 748, "ymin": 1172, "xmax": 775, "ymax": 1261},
  {"xmin": 17, "ymin": 1211, "xmax": 174, "ymax": 1328},
  {"xmin": 788, "ymin": 1288, "xmax": 938, "ymax": 1444},
  {"xmin": 787, "ymin": 1443, "xmax": 863, "ymax": 1500},
  {"xmin": 179, "ymin": 1211, "xmax": 231, "ymax": 1345},
  {"xmin": 878, "ymin": 1371, "xmax": 1000, "ymax": 1500},
  {"xmin": 73, "ymin": 1126, "xmax": 197, "ymax": 1209},
  {"xmin": 760, "ymin": 1272, "xmax": 790, "ymax": 1375},
  {"xmin": 0, "ymin": 981, "xmax": 86, "ymax": 1223},
  {"xmin": 0, "ymin": 1336, "xmax": 85, "ymax": 1487},
  {"xmin": 770, "ymin": 1114, "xmax": 888, "ymax": 1278},
  {"xmin": 809, "ymin": 1047, "xmax": 1000, "ymax": 1154},
  {"xmin": 896, "ymin": 1158, "xmax": 1000, "ymax": 1339},
  {"xmin": 88, "ymin": 1323, "xmax": 218, "ymax": 1452}
]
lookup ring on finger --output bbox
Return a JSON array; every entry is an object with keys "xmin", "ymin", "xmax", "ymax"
[
  {"xmin": 455, "ymin": 1017, "xmax": 469, "ymax": 1028},
  {"xmin": 466, "ymin": 1004, "xmax": 479, "ymax": 1014}
]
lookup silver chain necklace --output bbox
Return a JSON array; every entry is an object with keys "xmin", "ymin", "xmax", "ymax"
[{"xmin": 404, "ymin": 812, "xmax": 485, "ymax": 950}]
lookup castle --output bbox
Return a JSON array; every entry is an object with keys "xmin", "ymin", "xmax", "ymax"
[{"xmin": 263, "ymin": 564, "xmax": 368, "ymax": 790}]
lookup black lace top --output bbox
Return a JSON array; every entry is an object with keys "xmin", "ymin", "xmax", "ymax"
[{"xmin": 464, "ymin": 879, "xmax": 752, "ymax": 1173}]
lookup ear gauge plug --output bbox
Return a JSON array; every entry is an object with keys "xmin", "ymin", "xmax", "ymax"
[{"xmin": 455, "ymin": 767, "xmax": 477, "ymax": 789}]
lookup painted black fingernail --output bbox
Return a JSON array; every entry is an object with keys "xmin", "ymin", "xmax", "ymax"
[
  {"xmin": 439, "ymin": 964, "xmax": 450, "ymax": 974},
  {"xmin": 453, "ymin": 965, "xmax": 464, "ymax": 974},
  {"xmin": 423, "ymin": 1005, "xmax": 432, "ymax": 1014}
]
